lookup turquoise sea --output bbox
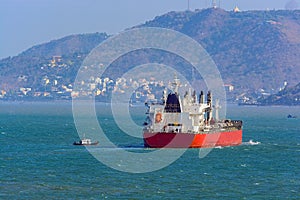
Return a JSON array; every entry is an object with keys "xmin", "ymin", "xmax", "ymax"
[{"xmin": 0, "ymin": 102, "xmax": 299, "ymax": 199}]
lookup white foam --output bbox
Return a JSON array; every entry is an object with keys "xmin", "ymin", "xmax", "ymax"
[
  {"xmin": 243, "ymin": 139, "xmax": 261, "ymax": 146},
  {"xmin": 214, "ymin": 146, "xmax": 223, "ymax": 149}
]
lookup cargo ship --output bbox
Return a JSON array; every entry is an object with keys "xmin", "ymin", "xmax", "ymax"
[{"xmin": 143, "ymin": 76, "xmax": 242, "ymax": 148}]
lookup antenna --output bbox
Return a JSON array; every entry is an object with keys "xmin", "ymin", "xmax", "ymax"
[
  {"xmin": 172, "ymin": 74, "xmax": 180, "ymax": 95},
  {"xmin": 212, "ymin": 0, "xmax": 217, "ymax": 8}
]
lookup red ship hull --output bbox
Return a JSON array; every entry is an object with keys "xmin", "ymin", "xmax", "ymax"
[{"xmin": 143, "ymin": 130, "xmax": 242, "ymax": 148}]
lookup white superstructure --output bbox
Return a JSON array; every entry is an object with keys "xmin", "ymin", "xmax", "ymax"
[{"xmin": 144, "ymin": 77, "xmax": 217, "ymax": 134}]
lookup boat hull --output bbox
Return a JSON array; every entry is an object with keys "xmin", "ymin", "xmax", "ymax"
[
  {"xmin": 143, "ymin": 130, "xmax": 242, "ymax": 148},
  {"xmin": 73, "ymin": 141, "xmax": 99, "ymax": 146}
]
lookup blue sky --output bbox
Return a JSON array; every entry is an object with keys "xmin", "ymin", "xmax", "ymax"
[{"xmin": 0, "ymin": 0, "xmax": 298, "ymax": 59}]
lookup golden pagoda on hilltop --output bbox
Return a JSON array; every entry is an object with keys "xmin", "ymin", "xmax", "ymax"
[{"xmin": 233, "ymin": 6, "xmax": 240, "ymax": 12}]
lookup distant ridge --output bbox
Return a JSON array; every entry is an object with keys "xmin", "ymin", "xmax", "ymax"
[
  {"xmin": 19, "ymin": 33, "xmax": 109, "ymax": 58},
  {"xmin": 137, "ymin": 8, "xmax": 300, "ymax": 92},
  {"xmin": 0, "ymin": 8, "xmax": 299, "ymax": 103}
]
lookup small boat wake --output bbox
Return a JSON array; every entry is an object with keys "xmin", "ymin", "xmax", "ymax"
[
  {"xmin": 86, "ymin": 144, "xmax": 146, "ymax": 152},
  {"xmin": 243, "ymin": 139, "xmax": 261, "ymax": 146}
]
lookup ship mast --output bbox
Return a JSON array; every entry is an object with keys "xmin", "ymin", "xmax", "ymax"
[
  {"xmin": 214, "ymin": 99, "xmax": 220, "ymax": 122},
  {"xmin": 163, "ymin": 88, "xmax": 167, "ymax": 106},
  {"xmin": 206, "ymin": 91, "xmax": 212, "ymax": 124},
  {"xmin": 172, "ymin": 74, "xmax": 180, "ymax": 95}
]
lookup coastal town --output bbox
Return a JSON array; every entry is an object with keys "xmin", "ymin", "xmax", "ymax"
[{"xmin": 0, "ymin": 55, "xmax": 295, "ymax": 105}]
